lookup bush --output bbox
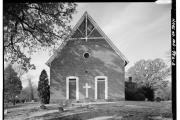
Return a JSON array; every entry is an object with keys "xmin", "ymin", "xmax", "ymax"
[
  {"xmin": 38, "ymin": 70, "xmax": 50, "ymax": 104},
  {"xmin": 155, "ymin": 97, "xmax": 161, "ymax": 102},
  {"xmin": 125, "ymin": 86, "xmax": 155, "ymax": 101},
  {"xmin": 134, "ymin": 93, "xmax": 145, "ymax": 101},
  {"xmin": 125, "ymin": 88, "xmax": 145, "ymax": 101},
  {"xmin": 141, "ymin": 86, "xmax": 154, "ymax": 101},
  {"xmin": 125, "ymin": 88, "xmax": 135, "ymax": 100}
]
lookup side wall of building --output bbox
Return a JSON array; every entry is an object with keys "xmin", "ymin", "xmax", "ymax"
[{"xmin": 50, "ymin": 39, "xmax": 125, "ymax": 103}]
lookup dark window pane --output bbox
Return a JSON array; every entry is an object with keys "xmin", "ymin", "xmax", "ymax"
[
  {"xmin": 78, "ymin": 19, "xmax": 86, "ymax": 36},
  {"xmin": 69, "ymin": 78, "xmax": 76, "ymax": 82},
  {"xmin": 71, "ymin": 29, "xmax": 84, "ymax": 38},
  {"xmin": 98, "ymin": 78, "xmax": 105, "ymax": 81},
  {"xmin": 87, "ymin": 18, "xmax": 94, "ymax": 35},
  {"xmin": 88, "ymin": 28, "xmax": 102, "ymax": 38}
]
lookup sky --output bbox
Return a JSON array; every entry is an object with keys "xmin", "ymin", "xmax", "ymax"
[{"xmin": 21, "ymin": 2, "xmax": 171, "ymax": 87}]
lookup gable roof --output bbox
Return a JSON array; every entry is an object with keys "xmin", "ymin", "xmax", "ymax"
[{"xmin": 46, "ymin": 12, "xmax": 129, "ymax": 67}]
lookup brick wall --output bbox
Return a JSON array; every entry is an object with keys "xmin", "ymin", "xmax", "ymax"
[{"xmin": 50, "ymin": 39, "xmax": 125, "ymax": 103}]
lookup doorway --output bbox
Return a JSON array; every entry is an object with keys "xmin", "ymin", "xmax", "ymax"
[
  {"xmin": 66, "ymin": 76, "xmax": 79, "ymax": 100},
  {"xmin": 95, "ymin": 76, "xmax": 108, "ymax": 100}
]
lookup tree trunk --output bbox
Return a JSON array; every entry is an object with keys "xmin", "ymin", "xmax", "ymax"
[
  {"xmin": 13, "ymin": 99, "xmax": 15, "ymax": 106},
  {"xmin": 13, "ymin": 96, "xmax": 16, "ymax": 106}
]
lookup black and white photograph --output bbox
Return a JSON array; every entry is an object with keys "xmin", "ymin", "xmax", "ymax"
[{"xmin": 3, "ymin": 1, "xmax": 175, "ymax": 120}]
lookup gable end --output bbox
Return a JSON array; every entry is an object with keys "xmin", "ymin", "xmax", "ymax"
[{"xmin": 46, "ymin": 12, "xmax": 129, "ymax": 67}]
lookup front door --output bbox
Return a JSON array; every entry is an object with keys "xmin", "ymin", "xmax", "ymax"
[
  {"xmin": 97, "ymin": 80, "xmax": 105, "ymax": 99},
  {"xmin": 69, "ymin": 79, "xmax": 76, "ymax": 99},
  {"xmin": 95, "ymin": 76, "xmax": 108, "ymax": 100}
]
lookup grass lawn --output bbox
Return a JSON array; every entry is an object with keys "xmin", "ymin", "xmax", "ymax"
[{"xmin": 4, "ymin": 101, "xmax": 172, "ymax": 120}]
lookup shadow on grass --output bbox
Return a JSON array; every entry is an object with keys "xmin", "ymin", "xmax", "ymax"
[{"xmin": 4, "ymin": 102, "xmax": 38, "ymax": 109}]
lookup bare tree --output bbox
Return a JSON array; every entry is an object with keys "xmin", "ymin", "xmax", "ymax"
[{"xmin": 127, "ymin": 58, "xmax": 171, "ymax": 90}]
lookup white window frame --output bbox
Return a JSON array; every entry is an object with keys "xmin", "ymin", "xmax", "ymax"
[
  {"xmin": 95, "ymin": 76, "xmax": 108, "ymax": 100},
  {"xmin": 66, "ymin": 76, "xmax": 79, "ymax": 100}
]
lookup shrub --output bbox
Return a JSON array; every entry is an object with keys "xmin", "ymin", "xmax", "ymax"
[
  {"xmin": 38, "ymin": 70, "xmax": 50, "ymax": 104},
  {"xmin": 134, "ymin": 93, "xmax": 145, "ymax": 101},
  {"xmin": 125, "ymin": 88, "xmax": 135, "ymax": 100},
  {"xmin": 141, "ymin": 86, "xmax": 155, "ymax": 101},
  {"xmin": 125, "ymin": 88, "xmax": 145, "ymax": 101},
  {"xmin": 155, "ymin": 97, "xmax": 161, "ymax": 102},
  {"xmin": 125, "ymin": 86, "xmax": 155, "ymax": 101}
]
